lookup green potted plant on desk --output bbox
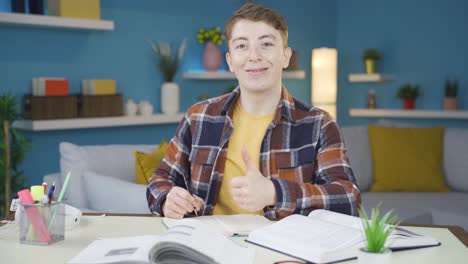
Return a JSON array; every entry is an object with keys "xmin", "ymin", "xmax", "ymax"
[
  {"xmin": 357, "ymin": 205, "xmax": 400, "ymax": 264},
  {"xmin": 396, "ymin": 84, "xmax": 420, "ymax": 110},
  {"xmin": 0, "ymin": 91, "xmax": 30, "ymax": 217},
  {"xmin": 362, "ymin": 49, "xmax": 381, "ymax": 74}
]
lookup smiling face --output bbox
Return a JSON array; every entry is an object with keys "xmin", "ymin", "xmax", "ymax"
[{"xmin": 226, "ymin": 20, "xmax": 291, "ymax": 94}]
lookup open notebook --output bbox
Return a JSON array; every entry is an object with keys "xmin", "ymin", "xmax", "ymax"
[
  {"xmin": 68, "ymin": 218, "xmax": 254, "ymax": 264},
  {"xmin": 247, "ymin": 209, "xmax": 440, "ymax": 264},
  {"xmin": 163, "ymin": 214, "xmax": 273, "ymax": 236}
]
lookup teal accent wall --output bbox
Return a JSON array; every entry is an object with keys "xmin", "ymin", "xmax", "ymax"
[
  {"xmin": 337, "ymin": 0, "xmax": 468, "ymax": 126},
  {"xmin": 1, "ymin": 0, "xmax": 336, "ymax": 185},
  {"xmin": 3, "ymin": 0, "xmax": 467, "ymax": 187}
]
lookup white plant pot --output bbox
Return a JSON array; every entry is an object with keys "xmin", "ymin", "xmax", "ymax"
[
  {"xmin": 357, "ymin": 248, "xmax": 391, "ymax": 264},
  {"xmin": 161, "ymin": 82, "xmax": 179, "ymax": 114}
]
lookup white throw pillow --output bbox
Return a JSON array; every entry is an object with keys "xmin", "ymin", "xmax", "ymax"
[
  {"xmin": 59, "ymin": 142, "xmax": 157, "ymax": 209},
  {"xmin": 444, "ymin": 128, "xmax": 468, "ymax": 192},
  {"xmin": 83, "ymin": 171, "xmax": 150, "ymax": 214},
  {"xmin": 341, "ymin": 126, "xmax": 373, "ymax": 191}
]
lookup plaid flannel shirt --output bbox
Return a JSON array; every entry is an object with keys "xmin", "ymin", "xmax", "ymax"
[{"xmin": 147, "ymin": 87, "xmax": 361, "ymax": 220}]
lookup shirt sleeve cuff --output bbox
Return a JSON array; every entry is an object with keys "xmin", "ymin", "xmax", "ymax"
[{"xmin": 265, "ymin": 178, "xmax": 299, "ymax": 218}]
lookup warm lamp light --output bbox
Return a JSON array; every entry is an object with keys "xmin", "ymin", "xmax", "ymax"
[{"xmin": 311, "ymin": 48, "xmax": 338, "ymax": 118}]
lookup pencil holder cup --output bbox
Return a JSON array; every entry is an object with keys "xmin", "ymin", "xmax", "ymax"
[{"xmin": 18, "ymin": 202, "xmax": 65, "ymax": 245}]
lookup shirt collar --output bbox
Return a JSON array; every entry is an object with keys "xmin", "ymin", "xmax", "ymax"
[{"xmin": 221, "ymin": 86, "xmax": 296, "ymax": 124}]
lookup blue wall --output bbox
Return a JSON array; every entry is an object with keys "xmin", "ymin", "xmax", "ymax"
[
  {"xmin": 337, "ymin": 0, "xmax": 468, "ymax": 126},
  {"xmin": 1, "ymin": 0, "xmax": 335, "ymax": 186},
  {"xmin": 3, "ymin": 0, "xmax": 467, "ymax": 186}
]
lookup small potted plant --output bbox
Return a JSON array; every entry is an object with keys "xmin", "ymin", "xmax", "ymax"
[
  {"xmin": 148, "ymin": 38, "xmax": 186, "ymax": 114},
  {"xmin": 444, "ymin": 79, "xmax": 458, "ymax": 111},
  {"xmin": 396, "ymin": 84, "xmax": 420, "ymax": 110},
  {"xmin": 362, "ymin": 49, "xmax": 381, "ymax": 74},
  {"xmin": 197, "ymin": 26, "xmax": 225, "ymax": 71},
  {"xmin": 357, "ymin": 206, "xmax": 400, "ymax": 264}
]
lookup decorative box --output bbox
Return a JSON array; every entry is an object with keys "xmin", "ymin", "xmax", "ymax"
[
  {"xmin": 78, "ymin": 94, "xmax": 123, "ymax": 118},
  {"xmin": 22, "ymin": 95, "xmax": 78, "ymax": 120}
]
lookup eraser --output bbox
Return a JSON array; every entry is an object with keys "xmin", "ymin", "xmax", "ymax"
[{"xmin": 30, "ymin": 185, "xmax": 44, "ymax": 202}]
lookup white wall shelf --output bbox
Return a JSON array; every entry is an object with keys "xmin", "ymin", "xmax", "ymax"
[
  {"xmin": 12, "ymin": 113, "xmax": 185, "ymax": 131},
  {"xmin": 183, "ymin": 70, "xmax": 306, "ymax": 80},
  {"xmin": 0, "ymin": 12, "xmax": 114, "ymax": 30},
  {"xmin": 348, "ymin": 73, "xmax": 396, "ymax": 83},
  {"xmin": 349, "ymin": 109, "xmax": 468, "ymax": 119}
]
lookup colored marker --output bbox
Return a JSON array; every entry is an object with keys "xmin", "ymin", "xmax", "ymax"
[{"xmin": 48, "ymin": 182, "xmax": 56, "ymax": 205}]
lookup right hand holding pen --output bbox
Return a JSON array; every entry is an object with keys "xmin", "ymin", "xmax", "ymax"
[{"xmin": 162, "ymin": 186, "xmax": 204, "ymax": 219}]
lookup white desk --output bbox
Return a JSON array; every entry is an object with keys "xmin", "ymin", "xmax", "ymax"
[{"xmin": 0, "ymin": 215, "xmax": 467, "ymax": 263}]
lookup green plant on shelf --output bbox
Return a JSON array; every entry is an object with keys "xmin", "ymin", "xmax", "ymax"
[
  {"xmin": 148, "ymin": 38, "xmax": 187, "ymax": 83},
  {"xmin": 362, "ymin": 49, "xmax": 381, "ymax": 61},
  {"xmin": 197, "ymin": 26, "xmax": 225, "ymax": 46},
  {"xmin": 445, "ymin": 79, "xmax": 458, "ymax": 98},
  {"xmin": 396, "ymin": 84, "xmax": 420, "ymax": 99}
]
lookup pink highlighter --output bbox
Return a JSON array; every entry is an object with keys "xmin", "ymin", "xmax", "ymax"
[{"xmin": 17, "ymin": 189, "xmax": 51, "ymax": 243}]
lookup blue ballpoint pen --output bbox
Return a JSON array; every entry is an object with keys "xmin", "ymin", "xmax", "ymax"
[{"xmin": 48, "ymin": 182, "xmax": 56, "ymax": 205}]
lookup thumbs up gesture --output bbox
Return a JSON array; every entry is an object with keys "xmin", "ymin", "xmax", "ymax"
[{"xmin": 230, "ymin": 148, "xmax": 277, "ymax": 211}]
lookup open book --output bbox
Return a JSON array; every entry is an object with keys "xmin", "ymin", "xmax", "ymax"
[
  {"xmin": 247, "ymin": 209, "xmax": 440, "ymax": 264},
  {"xmin": 163, "ymin": 214, "xmax": 273, "ymax": 236},
  {"xmin": 68, "ymin": 219, "xmax": 254, "ymax": 264}
]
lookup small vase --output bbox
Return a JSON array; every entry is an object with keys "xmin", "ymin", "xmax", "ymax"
[
  {"xmin": 357, "ymin": 248, "xmax": 391, "ymax": 264},
  {"xmin": 443, "ymin": 97, "xmax": 457, "ymax": 111},
  {"xmin": 365, "ymin": 59, "xmax": 377, "ymax": 74},
  {"xmin": 402, "ymin": 99, "xmax": 415, "ymax": 110},
  {"xmin": 202, "ymin": 41, "xmax": 222, "ymax": 72},
  {"xmin": 161, "ymin": 82, "xmax": 179, "ymax": 114}
]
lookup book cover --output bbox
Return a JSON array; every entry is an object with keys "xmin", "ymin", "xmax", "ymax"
[
  {"xmin": 32, "ymin": 77, "xmax": 68, "ymax": 96},
  {"xmin": 81, "ymin": 79, "xmax": 116, "ymax": 95},
  {"xmin": 47, "ymin": 0, "xmax": 100, "ymax": 20},
  {"xmin": 91, "ymin": 79, "xmax": 116, "ymax": 95},
  {"xmin": 44, "ymin": 79, "xmax": 69, "ymax": 96}
]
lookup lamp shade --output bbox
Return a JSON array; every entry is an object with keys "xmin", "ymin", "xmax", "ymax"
[{"xmin": 311, "ymin": 48, "xmax": 337, "ymax": 118}]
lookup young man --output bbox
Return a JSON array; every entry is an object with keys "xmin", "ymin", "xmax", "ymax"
[{"xmin": 147, "ymin": 3, "xmax": 361, "ymax": 219}]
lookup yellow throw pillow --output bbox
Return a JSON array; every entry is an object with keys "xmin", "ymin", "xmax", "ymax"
[
  {"xmin": 135, "ymin": 140, "xmax": 168, "ymax": 185},
  {"xmin": 368, "ymin": 125, "xmax": 449, "ymax": 192}
]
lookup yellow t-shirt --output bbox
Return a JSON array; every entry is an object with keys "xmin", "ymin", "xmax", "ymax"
[{"xmin": 212, "ymin": 101, "xmax": 275, "ymax": 215}]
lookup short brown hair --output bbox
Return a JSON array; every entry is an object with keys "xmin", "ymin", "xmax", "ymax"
[{"xmin": 224, "ymin": 3, "xmax": 288, "ymax": 48}]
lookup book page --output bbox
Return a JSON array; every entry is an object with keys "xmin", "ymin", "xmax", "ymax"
[
  {"xmin": 68, "ymin": 235, "xmax": 160, "ymax": 264},
  {"xmin": 309, "ymin": 209, "xmax": 439, "ymax": 248},
  {"xmin": 214, "ymin": 214, "xmax": 273, "ymax": 235},
  {"xmin": 247, "ymin": 214, "xmax": 362, "ymax": 263},
  {"xmin": 157, "ymin": 218, "xmax": 254, "ymax": 264},
  {"xmin": 163, "ymin": 214, "xmax": 272, "ymax": 235},
  {"xmin": 308, "ymin": 209, "xmax": 363, "ymax": 230}
]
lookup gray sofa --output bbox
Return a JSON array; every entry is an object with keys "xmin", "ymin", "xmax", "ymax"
[
  {"xmin": 342, "ymin": 125, "xmax": 468, "ymax": 230},
  {"xmin": 43, "ymin": 125, "xmax": 468, "ymax": 230}
]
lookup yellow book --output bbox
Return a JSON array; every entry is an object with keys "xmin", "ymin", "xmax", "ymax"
[
  {"xmin": 92, "ymin": 79, "xmax": 116, "ymax": 95},
  {"xmin": 48, "ymin": 0, "xmax": 100, "ymax": 20}
]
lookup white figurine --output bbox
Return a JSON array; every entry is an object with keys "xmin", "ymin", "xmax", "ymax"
[
  {"xmin": 125, "ymin": 99, "xmax": 138, "ymax": 116},
  {"xmin": 138, "ymin": 100, "xmax": 154, "ymax": 116}
]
